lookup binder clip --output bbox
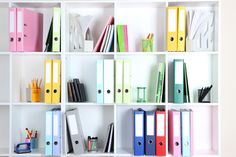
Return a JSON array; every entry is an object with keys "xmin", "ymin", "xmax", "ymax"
[{"xmin": 14, "ymin": 143, "xmax": 31, "ymax": 154}]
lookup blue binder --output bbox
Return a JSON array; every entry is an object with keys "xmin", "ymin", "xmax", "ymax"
[
  {"xmin": 97, "ymin": 60, "xmax": 104, "ymax": 103},
  {"xmin": 145, "ymin": 111, "xmax": 155, "ymax": 155},
  {"xmin": 174, "ymin": 59, "xmax": 184, "ymax": 103},
  {"xmin": 181, "ymin": 109, "xmax": 191, "ymax": 156},
  {"xmin": 52, "ymin": 109, "xmax": 61, "ymax": 156},
  {"xmin": 133, "ymin": 108, "xmax": 145, "ymax": 155}
]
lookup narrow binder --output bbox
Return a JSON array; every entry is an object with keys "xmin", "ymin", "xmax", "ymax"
[
  {"xmin": 177, "ymin": 7, "xmax": 186, "ymax": 51},
  {"xmin": 115, "ymin": 60, "xmax": 123, "ymax": 103},
  {"xmin": 156, "ymin": 109, "xmax": 166, "ymax": 156},
  {"xmin": 184, "ymin": 63, "xmax": 190, "ymax": 103},
  {"xmin": 45, "ymin": 60, "xmax": 53, "ymax": 104},
  {"xmin": 123, "ymin": 60, "xmax": 131, "ymax": 103},
  {"xmin": 156, "ymin": 63, "xmax": 165, "ymax": 103},
  {"xmin": 145, "ymin": 111, "xmax": 155, "ymax": 155},
  {"xmin": 9, "ymin": 8, "xmax": 17, "ymax": 52},
  {"xmin": 181, "ymin": 109, "xmax": 191, "ymax": 156},
  {"xmin": 117, "ymin": 25, "xmax": 128, "ymax": 52},
  {"xmin": 96, "ymin": 60, "xmax": 104, "ymax": 104},
  {"xmin": 104, "ymin": 59, "xmax": 114, "ymax": 103},
  {"xmin": 45, "ymin": 111, "xmax": 53, "ymax": 155},
  {"xmin": 134, "ymin": 108, "xmax": 145, "ymax": 155},
  {"xmin": 52, "ymin": 8, "xmax": 61, "ymax": 52},
  {"xmin": 174, "ymin": 59, "xmax": 184, "ymax": 103},
  {"xmin": 167, "ymin": 7, "xmax": 178, "ymax": 51},
  {"xmin": 52, "ymin": 109, "xmax": 61, "ymax": 155},
  {"xmin": 52, "ymin": 60, "xmax": 61, "ymax": 104}
]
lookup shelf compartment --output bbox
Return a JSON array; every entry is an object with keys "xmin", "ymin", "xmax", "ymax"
[
  {"xmin": 0, "ymin": 106, "xmax": 9, "ymax": 156},
  {"xmin": 0, "ymin": 55, "xmax": 10, "ymax": 102}
]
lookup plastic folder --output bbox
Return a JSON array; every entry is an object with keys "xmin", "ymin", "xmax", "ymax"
[
  {"xmin": 52, "ymin": 60, "xmax": 61, "ymax": 104},
  {"xmin": 45, "ymin": 60, "xmax": 53, "ymax": 104},
  {"xmin": 167, "ymin": 7, "xmax": 178, "ymax": 51}
]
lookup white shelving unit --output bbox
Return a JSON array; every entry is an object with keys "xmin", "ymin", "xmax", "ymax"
[{"xmin": 0, "ymin": 0, "xmax": 220, "ymax": 157}]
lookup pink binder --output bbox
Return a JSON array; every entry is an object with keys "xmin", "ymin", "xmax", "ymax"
[
  {"xmin": 168, "ymin": 110, "xmax": 181, "ymax": 156},
  {"xmin": 16, "ymin": 8, "xmax": 43, "ymax": 52},
  {"xmin": 9, "ymin": 8, "xmax": 17, "ymax": 52},
  {"xmin": 93, "ymin": 16, "xmax": 114, "ymax": 52},
  {"xmin": 124, "ymin": 25, "xmax": 129, "ymax": 52}
]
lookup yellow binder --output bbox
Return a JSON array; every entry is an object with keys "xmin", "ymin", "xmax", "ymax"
[
  {"xmin": 167, "ymin": 7, "xmax": 178, "ymax": 52},
  {"xmin": 52, "ymin": 60, "xmax": 61, "ymax": 104},
  {"xmin": 44, "ymin": 60, "xmax": 52, "ymax": 104},
  {"xmin": 177, "ymin": 7, "xmax": 186, "ymax": 51}
]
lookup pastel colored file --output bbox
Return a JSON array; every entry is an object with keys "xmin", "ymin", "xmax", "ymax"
[
  {"xmin": 184, "ymin": 62, "xmax": 190, "ymax": 103},
  {"xmin": 9, "ymin": 8, "xmax": 17, "ymax": 52},
  {"xmin": 181, "ymin": 109, "xmax": 191, "ymax": 156},
  {"xmin": 168, "ymin": 110, "xmax": 181, "ymax": 156},
  {"xmin": 16, "ymin": 8, "xmax": 43, "ymax": 52},
  {"xmin": 115, "ymin": 60, "xmax": 123, "ymax": 103},
  {"xmin": 156, "ymin": 109, "xmax": 166, "ymax": 156},
  {"xmin": 45, "ymin": 60, "xmax": 53, "ymax": 104},
  {"xmin": 124, "ymin": 25, "xmax": 129, "ymax": 51},
  {"xmin": 105, "ymin": 25, "xmax": 114, "ymax": 52},
  {"xmin": 167, "ymin": 7, "xmax": 178, "ymax": 51},
  {"xmin": 52, "ymin": 110, "xmax": 61, "ymax": 155},
  {"xmin": 45, "ymin": 111, "xmax": 53, "ymax": 155},
  {"xmin": 117, "ymin": 25, "xmax": 128, "ymax": 52},
  {"xmin": 93, "ymin": 16, "xmax": 114, "ymax": 52},
  {"xmin": 104, "ymin": 59, "xmax": 114, "ymax": 103},
  {"xmin": 177, "ymin": 7, "xmax": 186, "ymax": 51},
  {"xmin": 134, "ymin": 108, "xmax": 145, "ymax": 156},
  {"xmin": 52, "ymin": 60, "xmax": 61, "ymax": 104},
  {"xmin": 145, "ymin": 111, "xmax": 155, "ymax": 155},
  {"xmin": 52, "ymin": 8, "xmax": 61, "ymax": 52},
  {"xmin": 190, "ymin": 109, "xmax": 194, "ymax": 155},
  {"xmin": 96, "ymin": 60, "xmax": 104, "ymax": 104},
  {"xmin": 99, "ymin": 25, "xmax": 109, "ymax": 52},
  {"xmin": 174, "ymin": 59, "xmax": 184, "ymax": 103},
  {"xmin": 156, "ymin": 63, "xmax": 165, "ymax": 103},
  {"xmin": 123, "ymin": 60, "xmax": 131, "ymax": 103}
]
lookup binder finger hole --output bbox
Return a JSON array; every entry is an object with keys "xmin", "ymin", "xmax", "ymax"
[
  {"xmin": 10, "ymin": 38, "xmax": 14, "ymax": 42},
  {"xmin": 178, "ymin": 89, "xmax": 181, "ymax": 93},
  {"xmin": 148, "ymin": 140, "xmax": 153, "ymax": 144},
  {"xmin": 18, "ymin": 38, "xmax": 21, "ymax": 42},
  {"xmin": 180, "ymin": 37, "xmax": 183, "ymax": 41},
  {"xmin": 54, "ymin": 37, "xmax": 58, "ymax": 41},
  {"xmin": 54, "ymin": 89, "xmax": 57, "ymax": 93},
  {"xmin": 46, "ymin": 141, "xmax": 50, "ymax": 145},
  {"xmin": 107, "ymin": 90, "xmax": 111, "ymax": 94},
  {"xmin": 138, "ymin": 142, "xmax": 142, "ymax": 146},
  {"xmin": 75, "ymin": 141, "xmax": 79, "ymax": 144},
  {"xmin": 175, "ymin": 142, "xmax": 179, "ymax": 146},
  {"xmin": 46, "ymin": 89, "xmax": 50, "ymax": 93},
  {"xmin": 54, "ymin": 141, "xmax": 58, "ymax": 145},
  {"xmin": 159, "ymin": 141, "xmax": 163, "ymax": 146},
  {"xmin": 98, "ymin": 89, "xmax": 102, "ymax": 94},
  {"xmin": 125, "ymin": 89, "xmax": 129, "ymax": 93},
  {"xmin": 118, "ymin": 89, "xmax": 121, "ymax": 93},
  {"xmin": 170, "ymin": 37, "xmax": 174, "ymax": 41}
]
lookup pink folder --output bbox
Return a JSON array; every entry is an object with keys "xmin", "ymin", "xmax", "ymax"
[
  {"xmin": 168, "ymin": 110, "xmax": 181, "ymax": 156},
  {"xmin": 9, "ymin": 8, "xmax": 17, "ymax": 52},
  {"xmin": 93, "ymin": 16, "xmax": 114, "ymax": 52},
  {"xmin": 124, "ymin": 25, "xmax": 129, "ymax": 52},
  {"xmin": 16, "ymin": 8, "xmax": 43, "ymax": 52}
]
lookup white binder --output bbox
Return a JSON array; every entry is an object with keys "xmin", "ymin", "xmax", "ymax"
[{"xmin": 104, "ymin": 59, "xmax": 114, "ymax": 103}]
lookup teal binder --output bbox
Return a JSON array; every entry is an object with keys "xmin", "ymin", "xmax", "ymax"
[{"xmin": 174, "ymin": 59, "xmax": 184, "ymax": 103}]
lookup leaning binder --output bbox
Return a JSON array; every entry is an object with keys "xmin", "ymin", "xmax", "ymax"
[
  {"xmin": 45, "ymin": 60, "xmax": 53, "ymax": 104},
  {"xmin": 52, "ymin": 8, "xmax": 61, "ymax": 52},
  {"xmin": 9, "ymin": 8, "xmax": 17, "ymax": 52},
  {"xmin": 167, "ymin": 7, "xmax": 178, "ymax": 51}
]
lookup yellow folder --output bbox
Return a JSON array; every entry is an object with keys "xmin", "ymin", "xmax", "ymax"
[
  {"xmin": 52, "ymin": 8, "xmax": 61, "ymax": 52},
  {"xmin": 44, "ymin": 60, "xmax": 52, "ymax": 104},
  {"xmin": 177, "ymin": 7, "xmax": 186, "ymax": 51},
  {"xmin": 167, "ymin": 7, "xmax": 178, "ymax": 52},
  {"xmin": 52, "ymin": 60, "xmax": 61, "ymax": 104}
]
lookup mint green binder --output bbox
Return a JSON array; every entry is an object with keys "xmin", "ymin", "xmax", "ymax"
[
  {"xmin": 174, "ymin": 59, "xmax": 184, "ymax": 103},
  {"xmin": 156, "ymin": 63, "xmax": 165, "ymax": 103},
  {"xmin": 184, "ymin": 63, "xmax": 190, "ymax": 103},
  {"xmin": 117, "ymin": 25, "xmax": 125, "ymax": 52}
]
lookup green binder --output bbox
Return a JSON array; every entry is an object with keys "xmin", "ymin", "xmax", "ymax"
[
  {"xmin": 174, "ymin": 59, "xmax": 184, "ymax": 103},
  {"xmin": 156, "ymin": 63, "xmax": 165, "ymax": 103},
  {"xmin": 184, "ymin": 63, "xmax": 190, "ymax": 103},
  {"xmin": 117, "ymin": 25, "xmax": 125, "ymax": 52}
]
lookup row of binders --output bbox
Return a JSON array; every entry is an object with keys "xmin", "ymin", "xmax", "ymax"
[
  {"xmin": 44, "ymin": 59, "xmax": 61, "ymax": 104},
  {"xmin": 9, "ymin": 7, "xmax": 61, "ymax": 52},
  {"xmin": 133, "ymin": 108, "xmax": 193, "ymax": 156},
  {"xmin": 97, "ymin": 59, "xmax": 131, "ymax": 104},
  {"xmin": 67, "ymin": 78, "xmax": 87, "ymax": 102}
]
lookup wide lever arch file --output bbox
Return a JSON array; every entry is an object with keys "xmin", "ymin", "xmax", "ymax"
[
  {"xmin": 45, "ymin": 60, "xmax": 53, "ymax": 104},
  {"xmin": 115, "ymin": 60, "xmax": 123, "ymax": 103},
  {"xmin": 96, "ymin": 60, "xmax": 104, "ymax": 104},
  {"xmin": 174, "ymin": 59, "xmax": 184, "ymax": 103},
  {"xmin": 177, "ymin": 7, "xmax": 186, "ymax": 51},
  {"xmin": 9, "ymin": 8, "xmax": 17, "ymax": 52},
  {"xmin": 123, "ymin": 60, "xmax": 131, "ymax": 103},
  {"xmin": 52, "ymin": 109, "xmax": 61, "ymax": 156},
  {"xmin": 156, "ymin": 109, "xmax": 166, "ymax": 156},
  {"xmin": 104, "ymin": 59, "xmax": 114, "ymax": 103},
  {"xmin": 145, "ymin": 111, "xmax": 155, "ymax": 155},
  {"xmin": 52, "ymin": 8, "xmax": 61, "ymax": 52},
  {"xmin": 167, "ymin": 7, "xmax": 178, "ymax": 51},
  {"xmin": 52, "ymin": 60, "xmax": 61, "ymax": 104},
  {"xmin": 45, "ymin": 111, "xmax": 53, "ymax": 155}
]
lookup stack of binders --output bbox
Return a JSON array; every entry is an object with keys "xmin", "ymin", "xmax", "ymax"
[
  {"xmin": 156, "ymin": 63, "xmax": 165, "ymax": 103},
  {"xmin": 44, "ymin": 59, "xmax": 61, "ymax": 104},
  {"xmin": 167, "ymin": 7, "xmax": 186, "ymax": 52},
  {"xmin": 168, "ymin": 109, "xmax": 193, "ymax": 156},
  {"xmin": 96, "ymin": 59, "xmax": 131, "ymax": 104},
  {"xmin": 9, "ymin": 8, "xmax": 43, "ymax": 52},
  {"xmin": 133, "ymin": 108, "xmax": 166, "ymax": 156},
  {"xmin": 103, "ymin": 123, "xmax": 114, "ymax": 153},
  {"xmin": 45, "ymin": 109, "xmax": 61, "ymax": 156},
  {"xmin": 67, "ymin": 79, "xmax": 87, "ymax": 102},
  {"xmin": 117, "ymin": 25, "xmax": 129, "ymax": 52},
  {"xmin": 173, "ymin": 59, "xmax": 190, "ymax": 103}
]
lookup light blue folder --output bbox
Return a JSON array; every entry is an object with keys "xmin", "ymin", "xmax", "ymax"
[
  {"xmin": 45, "ymin": 111, "xmax": 53, "ymax": 155},
  {"xmin": 181, "ymin": 109, "xmax": 191, "ymax": 156},
  {"xmin": 52, "ymin": 110, "xmax": 61, "ymax": 155}
]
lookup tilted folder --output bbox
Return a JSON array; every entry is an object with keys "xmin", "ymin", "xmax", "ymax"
[
  {"xmin": 52, "ymin": 8, "xmax": 61, "ymax": 52},
  {"xmin": 104, "ymin": 60, "xmax": 114, "ymax": 103},
  {"xmin": 16, "ymin": 8, "xmax": 43, "ymax": 52},
  {"xmin": 134, "ymin": 108, "xmax": 145, "ymax": 155},
  {"xmin": 156, "ymin": 109, "xmax": 166, "ymax": 156},
  {"xmin": 145, "ymin": 111, "xmax": 155, "ymax": 155},
  {"xmin": 123, "ymin": 60, "xmax": 131, "ymax": 103},
  {"xmin": 156, "ymin": 63, "xmax": 165, "ymax": 103},
  {"xmin": 9, "ymin": 8, "xmax": 17, "ymax": 52},
  {"xmin": 167, "ymin": 7, "xmax": 178, "ymax": 51},
  {"xmin": 181, "ymin": 109, "xmax": 191, "ymax": 156},
  {"xmin": 45, "ymin": 60, "xmax": 53, "ymax": 104},
  {"xmin": 177, "ymin": 7, "xmax": 186, "ymax": 51},
  {"xmin": 96, "ymin": 60, "xmax": 104, "ymax": 104},
  {"xmin": 115, "ymin": 60, "xmax": 123, "ymax": 103},
  {"xmin": 45, "ymin": 111, "xmax": 53, "ymax": 155},
  {"xmin": 174, "ymin": 59, "xmax": 184, "ymax": 103},
  {"xmin": 52, "ymin": 109, "xmax": 61, "ymax": 155},
  {"xmin": 52, "ymin": 60, "xmax": 61, "ymax": 104}
]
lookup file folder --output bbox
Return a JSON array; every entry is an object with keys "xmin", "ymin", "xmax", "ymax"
[
  {"xmin": 9, "ymin": 8, "xmax": 17, "ymax": 52},
  {"xmin": 134, "ymin": 108, "xmax": 145, "ymax": 155},
  {"xmin": 115, "ymin": 60, "xmax": 123, "ymax": 103},
  {"xmin": 45, "ymin": 111, "xmax": 53, "ymax": 155},
  {"xmin": 156, "ymin": 63, "xmax": 165, "ymax": 103},
  {"xmin": 156, "ymin": 109, "xmax": 166, "ymax": 156},
  {"xmin": 168, "ymin": 110, "xmax": 181, "ymax": 156},
  {"xmin": 190, "ymin": 109, "xmax": 194, "ymax": 156},
  {"xmin": 52, "ymin": 110, "xmax": 61, "ymax": 155},
  {"xmin": 123, "ymin": 60, "xmax": 131, "ymax": 103},
  {"xmin": 52, "ymin": 8, "xmax": 61, "ymax": 52},
  {"xmin": 181, "ymin": 109, "xmax": 190, "ymax": 156},
  {"xmin": 52, "ymin": 60, "xmax": 61, "ymax": 104},
  {"xmin": 45, "ymin": 60, "xmax": 53, "ymax": 104},
  {"xmin": 104, "ymin": 60, "xmax": 114, "ymax": 103},
  {"xmin": 177, "ymin": 7, "xmax": 186, "ymax": 51},
  {"xmin": 174, "ymin": 59, "xmax": 184, "ymax": 103},
  {"xmin": 66, "ymin": 109, "xmax": 85, "ymax": 154},
  {"xmin": 145, "ymin": 111, "xmax": 155, "ymax": 155},
  {"xmin": 96, "ymin": 60, "xmax": 104, "ymax": 103},
  {"xmin": 167, "ymin": 7, "xmax": 178, "ymax": 51},
  {"xmin": 16, "ymin": 8, "xmax": 43, "ymax": 52}
]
